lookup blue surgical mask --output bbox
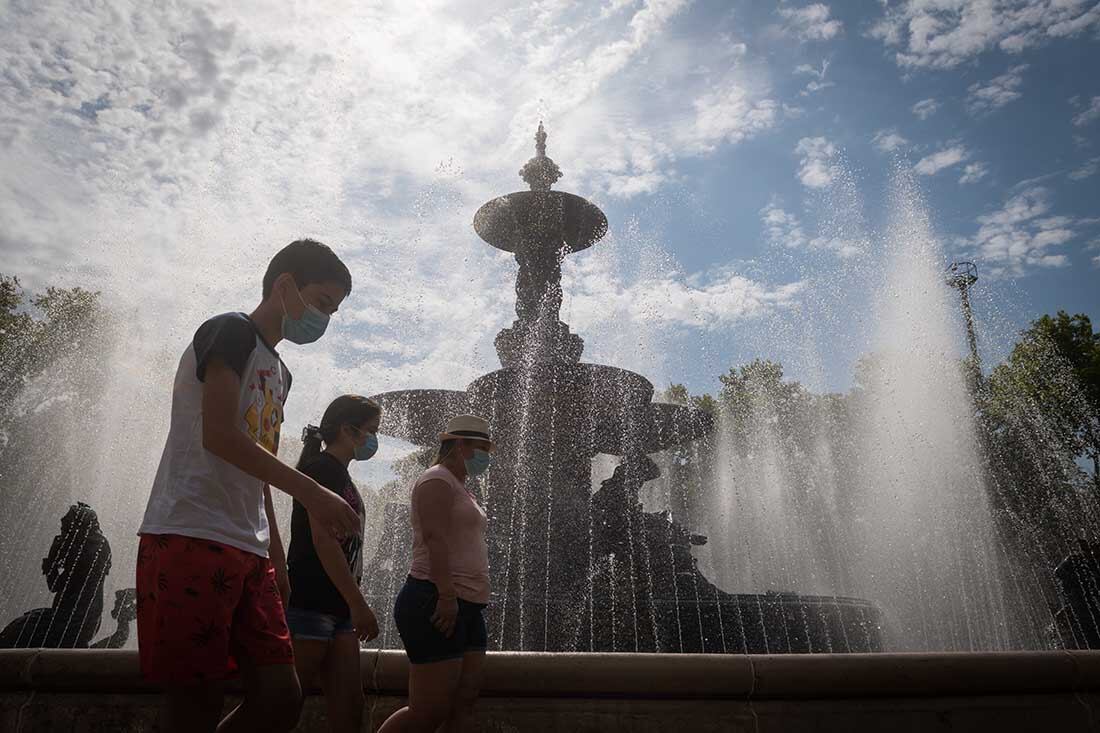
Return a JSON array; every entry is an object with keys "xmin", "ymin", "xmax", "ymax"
[
  {"xmin": 280, "ymin": 284, "xmax": 330, "ymax": 345},
  {"xmin": 355, "ymin": 433, "xmax": 379, "ymax": 462},
  {"xmin": 464, "ymin": 448, "xmax": 492, "ymax": 476}
]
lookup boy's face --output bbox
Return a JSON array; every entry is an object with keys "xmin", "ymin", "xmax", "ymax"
[{"xmin": 279, "ymin": 274, "xmax": 347, "ymax": 318}]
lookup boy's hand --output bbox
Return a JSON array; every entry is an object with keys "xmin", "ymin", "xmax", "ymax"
[
  {"xmin": 302, "ymin": 479, "xmax": 360, "ymax": 540},
  {"xmin": 351, "ymin": 597, "xmax": 379, "ymax": 642}
]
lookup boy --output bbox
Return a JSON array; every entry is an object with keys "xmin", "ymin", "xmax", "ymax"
[{"xmin": 137, "ymin": 239, "xmax": 362, "ymax": 733}]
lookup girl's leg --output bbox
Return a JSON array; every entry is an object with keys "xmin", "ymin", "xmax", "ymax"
[
  {"xmin": 376, "ymin": 658, "xmax": 463, "ymax": 733},
  {"xmin": 440, "ymin": 651, "xmax": 485, "ymax": 733},
  {"xmin": 292, "ymin": 638, "xmax": 330, "ymax": 692},
  {"xmin": 291, "ymin": 637, "xmax": 329, "ymax": 726},
  {"xmin": 319, "ymin": 632, "xmax": 364, "ymax": 733}
]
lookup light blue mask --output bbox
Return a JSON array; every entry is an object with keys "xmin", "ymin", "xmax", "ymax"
[
  {"xmin": 281, "ymin": 285, "xmax": 330, "ymax": 345},
  {"xmin": 355, "ymin": 433, "xmax": 379, "ymax": 462},
  {"xmin": 464, "ymin": 448, "xmax": 492, "ymax": 476}
]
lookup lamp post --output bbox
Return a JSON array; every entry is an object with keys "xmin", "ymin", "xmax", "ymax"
[{"xmin": 947, "ymin": 261, "xmax": 981, "ymax": 384}]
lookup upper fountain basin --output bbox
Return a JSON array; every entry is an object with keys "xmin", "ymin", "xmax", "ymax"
[{"xmin": 473, "ymin": 190, "xmax": 608, "ymax": 254}]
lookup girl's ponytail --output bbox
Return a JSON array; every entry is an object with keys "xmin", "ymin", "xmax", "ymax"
[{"xmin": 297, "ymin": 424, "xmax": 325, "ymax": 470}]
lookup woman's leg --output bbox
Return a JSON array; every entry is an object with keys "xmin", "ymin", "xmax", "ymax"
[
  {"xmin": 376, "ymin": 658, "xmax": 463, "ymax": 733},
  {"xmin": 440, "ymin": 651, "xmax": 485, "ymax": 733},
  {"xmin": 319, "ymin": 632, "xmax": 363, "ymax": 733}
]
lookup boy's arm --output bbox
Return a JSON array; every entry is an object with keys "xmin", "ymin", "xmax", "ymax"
[
  {"xmin": 201, "ymin": 357, "xmax": 360, "ymax": 539},
  {"xmin": 264, "ymin": 485, "xmax": 290, "ymax": 604}
]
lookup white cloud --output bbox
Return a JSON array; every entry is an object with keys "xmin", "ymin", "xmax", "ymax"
[
  {"xmin": 966, "ymin": 64, "xmax": 1028, "ymax": 115},
  {"xmin": 800, "ymin": 80, "xmax": 835, "ymax": 96},
  {"xmin": 677, "ymin": 86, "xmax": 779, "ymax": 155},
  {"xmin": 794, "ymin": 58, "xmax": 834, "ymax": 96},
  {"xmin": 912, "ymin": 98, "xmax": 940, "ymax": 120},
  {"xmin": 761, "ymin": 201, "xmax": 808, "ymax": 249},
  {"xmin": 914, "ymin": 145, "xmax": 970, "ymax": 175},
  {"xmin": 779, "ymin": 3, "xmax": 844, "ymax": 40},
  {"xmin": 760, "ymin": 200, "xmax": 860, "ymax": 257},
  {"xmin": 794, "ymin": 62, "xmax": 825, "ymax": 78},
  {"xmin": 961, "ymin": 186, "xmax": 1085, "ymax": 276},
  {"xmin": 869, "ymin": 1, "xmax": 1100, "ymax": 69},
  {"xmin": 1089, "ymin": 240, "xmax": 1100, "ymax": 268},
  {"xmin": 1069, "ymin": 156, "xmax": 1100, "ymax": 180},
  {"xmin": 564, "ymin": 241, "xmax": 804, "ymax": 332},
  {"xmin": 1073, "ymin": 96, "xmax": 1100, "ymax": 127},
  {"xmin": 959, "ymin": 162, "xmax": 989, "ymax": 184},
  {"xmin": 794, "ymin": 136, "xmax": 840, "ymax": 188},
  {"xmin": 872, "ymin": 128, "xmax": 909, "ymax": 153}
]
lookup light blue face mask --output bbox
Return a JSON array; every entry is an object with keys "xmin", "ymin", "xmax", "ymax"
[
  {"xmin": 464, "ymin": 448, "xmax": 492, "ymax": 476},
  {"xmin": 354, "ymin": 432, "xmax": 379, "ymax": 462},
  {"xmin": 281, "ymin": 283, "xmax": 330, "ymax": 345}
]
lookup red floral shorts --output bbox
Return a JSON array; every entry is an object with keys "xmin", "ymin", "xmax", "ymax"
[{"xmin": 136, "ymin": 533, "xmax": 293, "ymax": 683}]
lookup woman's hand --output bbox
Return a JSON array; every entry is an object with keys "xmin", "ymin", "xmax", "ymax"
[
  {"xmin": 351, "ymin": 597, "xmax": 379, "ymax": 642},
  {"xmin": 431, "ymin": 594, "xmax": 459, "ymax": 638}
]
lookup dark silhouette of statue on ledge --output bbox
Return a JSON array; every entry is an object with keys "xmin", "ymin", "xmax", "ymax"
[
  {"xmin": 90, "ymin": 588, "xmax": 138, "ymax": 649},
  {"xmin": 0, "ymin": 502, "xmax": 122, "ymax": 648}
]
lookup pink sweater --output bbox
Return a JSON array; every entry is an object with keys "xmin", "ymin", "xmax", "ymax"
[{"xmin": 408, "ymin": 465, "xmax": 490, "ymax": 604}]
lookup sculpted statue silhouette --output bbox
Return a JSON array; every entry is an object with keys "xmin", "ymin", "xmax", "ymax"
[
  {"xmin": 90, "ymin": 588, "xmax": 138, "ymax": 649},
  {"xmin": 0, "ymin": 502, "xmax": 114, "ymax": 648}
]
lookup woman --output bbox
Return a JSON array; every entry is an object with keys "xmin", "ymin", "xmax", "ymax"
[
  {"xmin": 286, "ymin": 394, "xmax": 382, "ymax": 733},
  {"xmin": 378, "ymin": 414, "xmax": 494, "ymax": 733}
]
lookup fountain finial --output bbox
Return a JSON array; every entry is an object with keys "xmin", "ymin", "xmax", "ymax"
[
  {"xmin": 535, "ymin": 121, "xmax": 547, "ymax": 157},
  {"xmin": 520, "ymin": 121, "xmax": 562, "ymax": 191}
]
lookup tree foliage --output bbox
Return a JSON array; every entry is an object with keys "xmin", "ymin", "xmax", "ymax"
[
  {"xmin": 985, "ymin": 311, "xmax": 1100, "ymax": 491},
  {"xmin": 0, "ymin": 275, "xmax": 102, "ymax": 417}
]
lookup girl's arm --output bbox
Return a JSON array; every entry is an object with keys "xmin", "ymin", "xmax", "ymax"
[
  {"xmin": 306, "ymin": 513, "xmax": 378, "ymax": 640},
  {"xmin": 306, "ymin": 513, "xmax": 365, "ymax": 608}
]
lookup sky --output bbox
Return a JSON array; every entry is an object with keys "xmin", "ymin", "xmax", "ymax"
[{"xmin": 2, "ymin": 0, "xmax": 1100, "ymax": 481}]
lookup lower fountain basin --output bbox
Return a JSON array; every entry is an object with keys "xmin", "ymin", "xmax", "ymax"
[
  {"xmin": 656, "ymin": 593, "xmax": 886, "ymax": 654},
  {"xmin": 6, "ymin": 649, "xmax": 1099, "ymax": 732},
  {"xmin": 370, "ymin": 363, "xmax": 713, "ymax": 456}
]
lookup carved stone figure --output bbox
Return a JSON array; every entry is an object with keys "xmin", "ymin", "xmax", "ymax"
[
  {"xmin": 90, "ymin": 588, "xmax": 137, "ymax": 649},
  {"xmin": 0, "ymin": 502, "xmax": 112, "ymax": 648}
]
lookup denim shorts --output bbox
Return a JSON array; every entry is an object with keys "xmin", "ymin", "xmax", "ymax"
[
  {"xmin": 286, "ymin": 606, "xmax": 355, "ymax": 641},
  {"xmin": 393, "ymin": 576, "xmax": 487, "ymax": 664}
]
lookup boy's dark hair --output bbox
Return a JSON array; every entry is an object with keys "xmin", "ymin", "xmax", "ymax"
[{"xmin": 262, "ymin": 239, "xmax": 352, "ymax": 299}]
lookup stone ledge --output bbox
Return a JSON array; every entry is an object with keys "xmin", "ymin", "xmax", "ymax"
[{"xmin": 3, "ymin": 650, "xmax": 1100, "ymax": 700}]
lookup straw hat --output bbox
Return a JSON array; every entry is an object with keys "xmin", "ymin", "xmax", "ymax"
[{"xmin": 439, "ymin": 414, "xmax": 495, "ymax": 450}]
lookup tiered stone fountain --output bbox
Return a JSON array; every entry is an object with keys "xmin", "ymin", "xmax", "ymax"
[{"xmin": 365, "ymin": 124, "xmax": 883, "ymax": 653}]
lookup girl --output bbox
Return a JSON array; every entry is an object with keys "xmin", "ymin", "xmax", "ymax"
[
  {"xmin": 286, "ymin": 394, "xmax": 382, "ymax": 733},
  {"xmin": 378, "ymin": 414, "xmax": 494, "ymax": 733}
]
